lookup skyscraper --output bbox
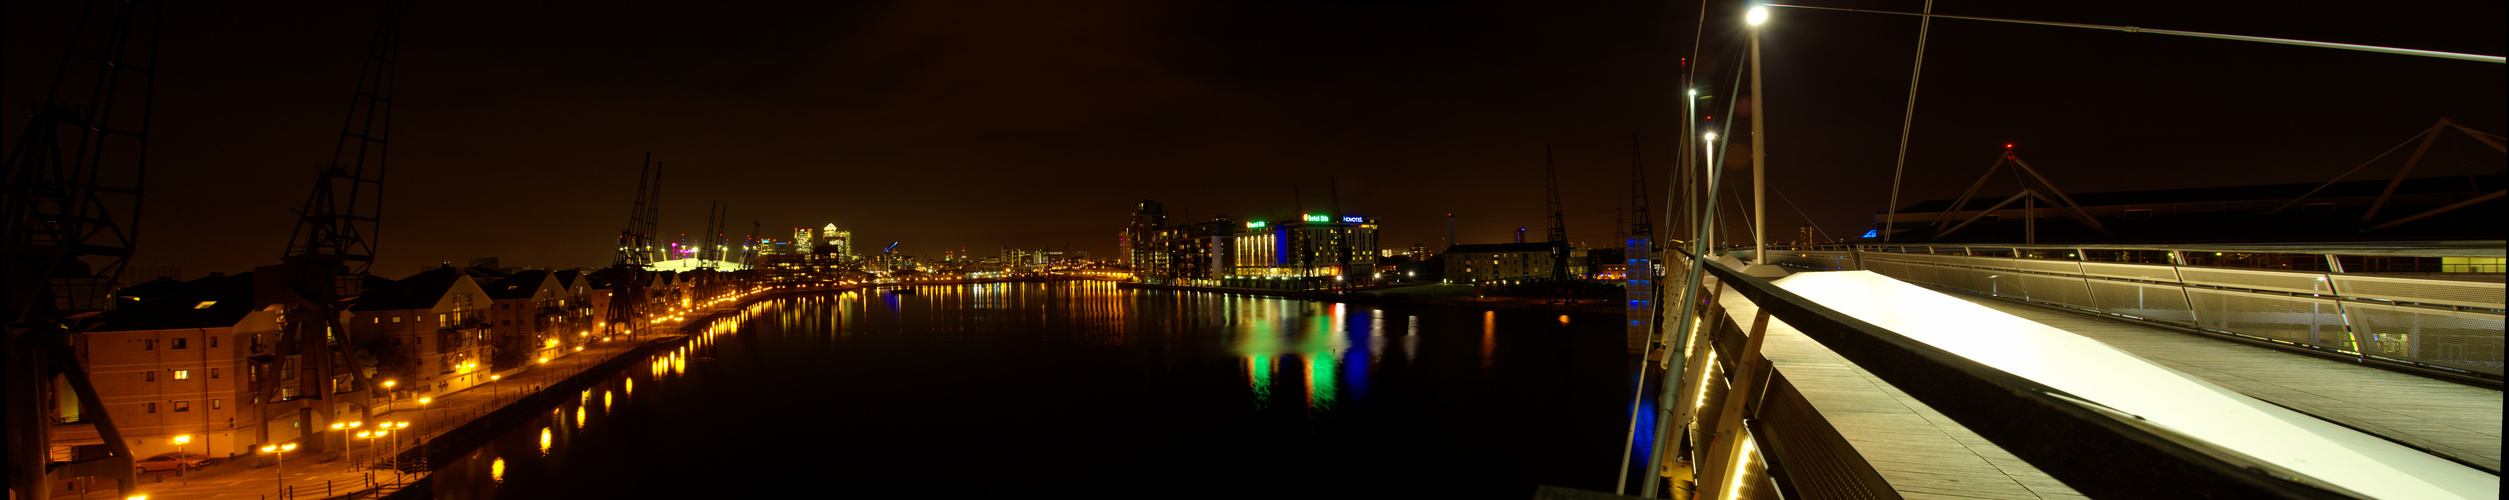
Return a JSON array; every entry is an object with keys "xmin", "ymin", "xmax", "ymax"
[{"xmin": 794, "ymin": 227, "xmax": 816, "ymax": 254}]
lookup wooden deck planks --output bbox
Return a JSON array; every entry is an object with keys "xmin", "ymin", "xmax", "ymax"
[{"xmin": 1950, "ymin": 293, "xmax": 2505, "ymax": 471}]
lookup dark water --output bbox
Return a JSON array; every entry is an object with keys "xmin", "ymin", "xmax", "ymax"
[{"xmin": 432, "ymin": 281, "xmax": 1628, "ymax": 499}]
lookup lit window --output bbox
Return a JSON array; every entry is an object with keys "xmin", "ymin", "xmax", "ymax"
[
  {"xmin": 212, "ymin": 399, "xmax": 222, "ymax": 409},
  {"xmin": 194, "ymin": 301, "xmax": 217, "ymax": 309},
  {"xmin": 173, "ymin": 370, "xmax": 190, "ymax": 380}
]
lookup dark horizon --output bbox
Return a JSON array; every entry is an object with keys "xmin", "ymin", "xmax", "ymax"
[{"xmin": 7, "ymin": 0, "xmax": 2500, "ymax": 279}]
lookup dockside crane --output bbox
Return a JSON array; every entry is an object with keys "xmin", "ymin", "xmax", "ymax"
[
  {"xmin": 603, "ymin": 157, "xmax": 663, "ymax": 339},
  {"xmin": 4, "ymin": 0, "xmax": 162, "ymax": 497},
  {"xmin": 253, "ymin": 0, "xmax": 403, "ymax": 455}
]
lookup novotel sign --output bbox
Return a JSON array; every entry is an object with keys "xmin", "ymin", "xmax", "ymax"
[{"xmin": 1341, "ymin": 216, "xmax": 1365, "ymax": 223}]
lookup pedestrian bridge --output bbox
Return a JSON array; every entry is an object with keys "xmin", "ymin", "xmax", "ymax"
[{"xmin": 1624, "ymin": 242, "xmax": 2502, "ymax": 500}]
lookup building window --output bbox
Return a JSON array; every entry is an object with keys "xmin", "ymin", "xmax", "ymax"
[
  {"xmin": 143, "ymin": 403, "xmax": 156, "ymax": 414},
  {"xmin": 172, "ymin": 338, "xmax": 188, "ymax": 349},
  {"xmin": 212, "ymin": 399, "xmax": 222, "ymax": 410},
  {"xmin": 173, "ymin": 401, "xmax": 190, "ymax": 412},
  {"xmin": 392, "ymin": 317, "xmax": 402, "ymax": 324},
  {"xmin": 143, "ymin": 339, "xmax": 154, "ymax": 350},
  {"xmin": 211, "ymin": 368, "xmax": 222, "ymax": 379},
  {"xmin": 145, "ymin": 371, "xmax": 156, "ymax": 382},
  {"xmin": 173, "ymin": 370, "xmax": 189, "ymax": 381},
  {"xmin": 208, "ymin": 336, "xmax": 218, "ymax": 348}
]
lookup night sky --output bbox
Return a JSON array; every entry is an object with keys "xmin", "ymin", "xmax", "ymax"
[{"xmin": 7, "ymin": 0, "xmax": 2501, "ymax": 279}]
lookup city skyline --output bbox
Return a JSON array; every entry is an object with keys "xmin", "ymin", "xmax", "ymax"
[{"xmin": 6, "ymin": 0, "xmax": 2498, "ymax": 278}]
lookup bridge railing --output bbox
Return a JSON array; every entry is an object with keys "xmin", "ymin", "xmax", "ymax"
[
  {"xmin": 1747, "ymin": 243, "xmax": 2505, "ymax": 382},
  {"xmin": 1649, "ymin": 251, "xmax": 2361, "ymax": 499}
]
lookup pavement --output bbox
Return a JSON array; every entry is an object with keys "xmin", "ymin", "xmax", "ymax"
[{"xmin": 71, "ymin": 303, "xmax": 728, "ymax": 500}]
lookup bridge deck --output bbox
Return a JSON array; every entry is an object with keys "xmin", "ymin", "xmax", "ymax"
[
  {"xmin": 1720, "ymin": 287, "xmax": 2088, "ymax": 500},
  {"xmin": 1949, "ymin": 292, "xmax": 2505, "ymax": 472}
]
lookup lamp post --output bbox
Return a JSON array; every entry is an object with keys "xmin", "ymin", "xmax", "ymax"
[
  {"xmin": 1747, "ymin": 5, "xmax": 1770, "ymax": 267},
  {"xmin": 170, "ymin": 435, "xmax": 191, "ymax": 478},
  {"xmin": 261, "ymin": 442, "xmax": 297, "ymax": 496},
  {"xmin": 330, "ymin": 421, "xmax": 362, "ymax": 469},
  {"xmin": 380, "ymin": 380, "xmax": 397, "ymax": 413},
  {"xmin": 417, "ymin": 398, "xmax": 432, "ymax": 438}
]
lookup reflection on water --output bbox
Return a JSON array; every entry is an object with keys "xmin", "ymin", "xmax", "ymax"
[{"xmin": 433, "ymin": 281, "xmax": 1622, "ymax": 499}]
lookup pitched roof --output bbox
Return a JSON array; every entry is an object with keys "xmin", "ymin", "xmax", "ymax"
[
  {"xmin": 352, "ymin": 266, "xmax": 464, "ymax": 312},
  {"xmin": 1445, "ymin": 242, "xmax": 1562, "ymax": 254},
  {"xmin": 484, "ymin": 270, "xmax": 552, "ymax": 300},
  {"xmin": 554, "ymin": 269, "xmax": 582, "ymax": 289},
  {"xmin": 114, "ymin": 277, "xmax": 191, "ymax": 302},
  {"xmin": 88, "ymin": 273, "xmax": 259, "ymax": 332}
]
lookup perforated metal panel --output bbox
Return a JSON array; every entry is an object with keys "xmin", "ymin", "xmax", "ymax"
[
  {"xmin": 2187, "ymin": 288, "xmax": 2348, "ymax": 346},
  {"xmin": 2085, "ymin": 280, "xmax": 2196, "ymax": 324},
  {"xmin": 2013, "ymin": 259, "xmax": 2084, "ymax": 276},
  {"xmin": 2343, "ymin": 304, "xmax": 2506, "ymax": 376},
  {"xmin": 2178, "ymin": 268, "xmax": 2335, "ymax": 295},
  {"xmin": 1965, "ymin": 256, "xmax": 2022, "ymax": 271},
  {"xmin": 2330, "ymin": 275, "xmax": 2507, "ymax": 309},
  {"xmin": 2019, "ymin": 274, "xmax": 2095, "ymax": 310},
  {"xmin": 2080, "ymin": 262, "xmax": 2181, "ymax": 283}
]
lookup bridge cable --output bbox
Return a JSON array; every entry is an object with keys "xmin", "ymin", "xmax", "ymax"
[
  {"xmin": 1765, "ymin": 4, "xmax": 2504, "ymax": 63},
  {"xmin": 1883, "ymin": 0, "xmax": 1934, "ymax": 243}
]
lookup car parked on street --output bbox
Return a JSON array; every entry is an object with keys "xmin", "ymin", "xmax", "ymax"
[{"xmin": 134, "ymin": 452, "xmax": 211, "ymax": 472}]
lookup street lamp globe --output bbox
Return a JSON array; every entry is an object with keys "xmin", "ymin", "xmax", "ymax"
[{"xmin": 1747, "ymin": 6, "xmax": 1769, "ymax": 26}]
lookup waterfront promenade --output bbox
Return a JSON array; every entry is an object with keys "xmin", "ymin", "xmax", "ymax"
[{"xmin": 72, "ymin": 298, "xmax": 741, "ymax": 500}]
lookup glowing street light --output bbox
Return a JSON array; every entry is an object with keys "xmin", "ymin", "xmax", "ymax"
[
  {"xmin": 260, "ymin": 442, "xmax": 297, "ymax": 495},
  {"xmin": 170, "ymin": 434, "xmax": 192, "ymax": 478},
  {"xmin": 1746, "ymin": 4, "xmax": 1771, "ymax": 267}
]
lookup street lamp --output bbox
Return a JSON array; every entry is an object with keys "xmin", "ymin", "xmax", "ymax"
[
  {"xmin": 1747, "ymin": 5, "xmax": 1770, "ymax": 266},
  {"xmin": 331, "ymin": 421, "xmax": 362, "ymax": 469},
  {"xmin": 418, "ymin": 398, "xmax": 433, "ymax": 438},
  {"xmin": 381, "ymin": 380, "xmax": 398, "ymax": 413},
  {"xmin": 261, "ymin": 442, "xmax": 297, "ymax": 495},
  {"xmin": 170, "ymin": 435, "xmax": 191, "ymax": 478}
]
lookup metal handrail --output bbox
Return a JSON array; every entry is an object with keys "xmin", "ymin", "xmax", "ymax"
[{"xmin": 1680, "ymin": 252, "xmax": 2360, "ymax": 499}]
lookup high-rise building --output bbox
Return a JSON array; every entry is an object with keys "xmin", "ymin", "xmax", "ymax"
[
  {"xmin": 1230, "ymin": 214, "xmax": 1378, "ymax": 278},
  {"xmin": 1141, "ymin": 217, "xmax": 1235, "ymax": 282},
  {"xmin": 822, "ymin": 224, "xmax": 853, "ymax": 258},
  {"xmin": 794, "ymin": 227, "xmax": 816, "ymax": 254},
  {"xmin": 1121, "ymin": 200, "xmax": 1167, "ymax": 268}
]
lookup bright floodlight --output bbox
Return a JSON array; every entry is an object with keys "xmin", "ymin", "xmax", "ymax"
[
  {"xmin": 1687, "ymin": 88, "xmax": 1698, "ymax": 96},
  {"xmin": 1746, "ymin": 6, "xmax": 1769, "ymax": 26},
  {"xmin": 1704, "ymin": 132, "xmax": 1719, "ymax": 141}
]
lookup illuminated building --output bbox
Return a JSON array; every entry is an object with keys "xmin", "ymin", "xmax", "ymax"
[
  {"xmin": 75, "ymin": 273, "xmax": 274, "ymax": 460},
  {"xmin": 1139, "ymin": 216, "xmax": 1235, "ymax": 283},
  {"xmin": 1229, "ymin": 214, "xmax": 1379, "ymax": 279},
  {"xmin": 822, "ymin": 224, "xmax": 854, "ymax": 258},
  {"xmin": 794, "ymin": 227, "xmax": 815, "ymax": 254},
  {"xmin": 1442, "ymin": 242, "xmax": 1561, "ymax": 283},
  {"xmin": 350, "ymin": 266, "xmax": 494, "ymax": 397},
  {"xmin": 1121, "ymin": 200, "xmax": 1166, "ymax": 268}
]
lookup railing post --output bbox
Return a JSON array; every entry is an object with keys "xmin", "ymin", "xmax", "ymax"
[{"xmin": 1694, "ymin": 310, "xmax": 1773, "ymax": 498}]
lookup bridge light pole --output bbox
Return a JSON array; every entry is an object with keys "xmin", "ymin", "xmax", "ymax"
[{"xmin": 1748, "ymin": 6, "xmax": 1770, "ymax": 268}]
